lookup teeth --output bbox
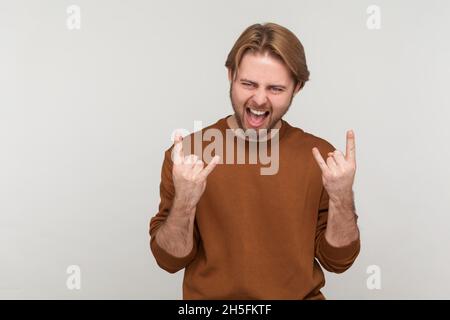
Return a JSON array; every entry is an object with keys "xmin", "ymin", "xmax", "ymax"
[{"xmin": 249, "ymin": 108, "xmax": 266, "ymax": 116}]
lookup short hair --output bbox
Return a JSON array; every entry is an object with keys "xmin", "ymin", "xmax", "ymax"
[{"xmin": 225, "ymin": 22, "xmax": 310, "ymax": 90}]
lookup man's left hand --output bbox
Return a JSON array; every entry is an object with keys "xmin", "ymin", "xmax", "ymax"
[{"xmin": 312, "ymin": 130, "xmax": 356, "ymax": 202}]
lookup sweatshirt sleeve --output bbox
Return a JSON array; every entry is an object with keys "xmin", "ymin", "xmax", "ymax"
[
  {"xmin": 149, "ymin": 147, "xmax": 200, "ymax": 274},
  {"xmin": 314, "ymin": 174, "xmax": 361, "ymax": 274}
]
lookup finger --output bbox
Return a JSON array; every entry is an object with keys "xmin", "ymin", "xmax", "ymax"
[
  {"xmin": 198, "ymin": 155, "xmax": 220, "ymax": 180},
  {"xmin": 312, "ymin": 147, "xmax": 329, "ymax": 173},
  {"xmin": 190, "ymin": 154, "xmax": 199, "ymax": 168},
  {"xmin": 192, "ymin": 159, "xmax": 204, "ymax": 175},
  {"xmin": 186, "ymin": 154, "xmax": 198, "ymax": 162},
  {"xmin": 346, "ymin": 130, "xmax": 356, "ymax": 162},
  {"xmin": 326, "ymin": 155, "xmax": 338, "ymax": 173},
  {"xmin": 172, "ymin": 133, "xmax": 184, "ymax": 164},
  {"xmin": 184, "ymin": 154, "xmax": 198, "ymax": 167},
  {"xmin": 331, "ymin": 149, "xmax": 346, "ymax": 167}
]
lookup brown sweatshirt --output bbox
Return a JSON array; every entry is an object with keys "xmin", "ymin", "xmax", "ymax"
[{"xmin": 149, "ymin": 115, "xmax": 360, "ymax": 300}]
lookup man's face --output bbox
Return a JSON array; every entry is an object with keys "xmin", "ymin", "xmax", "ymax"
[{"xmin": 228, "ymin": 51, "xmax": 301, "ymax": 134}]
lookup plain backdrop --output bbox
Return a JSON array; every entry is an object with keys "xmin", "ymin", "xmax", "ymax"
[{"xmin": 1, "ymin": 0, "xmax": 450, "ymax": 299}]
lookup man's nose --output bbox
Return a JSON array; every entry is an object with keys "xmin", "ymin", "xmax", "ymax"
[{"xmin": 251, "ymin": 88, "xmax": 268, "ymax": 106}]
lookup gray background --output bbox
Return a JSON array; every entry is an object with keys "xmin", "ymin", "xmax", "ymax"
[{"xmin": 1, "ymin": 0, "xmax": 449, "ymax": 299}]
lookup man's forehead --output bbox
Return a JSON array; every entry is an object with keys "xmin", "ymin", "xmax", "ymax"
[{"xmin": 236, "ymin": 53, "xmax": 292, "ymax": 86}]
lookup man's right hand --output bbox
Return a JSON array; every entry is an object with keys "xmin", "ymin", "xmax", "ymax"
[{"xmin": 171, "ymin": 133, "xmax": 220, "ymax": 213}]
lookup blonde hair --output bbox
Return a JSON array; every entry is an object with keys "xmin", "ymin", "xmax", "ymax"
[{"xmin": 225, "ymin": 22, "xmax": 310, "ymax": 90}]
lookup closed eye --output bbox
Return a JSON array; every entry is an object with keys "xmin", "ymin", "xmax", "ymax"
[{"xmin": 241, "ymin": 81, "xmax": 284, "ymax": 93}]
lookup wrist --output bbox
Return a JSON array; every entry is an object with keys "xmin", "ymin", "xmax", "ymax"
[
  {"xmin": 329, "ymin": 190, "xmax": 355, "ymax": 208},
  {"xmin": 165, "ymin": 210, "xmax": 194, "ymax": 231},
  {"xmin": 328, "ymin": 192, "xmax": 358, "ymax": 224},
  {"xmin": 173, "ymin": 194, "xmax": 196, "ymax": 213}
]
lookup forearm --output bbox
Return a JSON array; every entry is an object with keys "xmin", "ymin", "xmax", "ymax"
[
  {"xmin": 155, "ymin": 197, "xmax": 196, "ymax": 257},
  {"xmin": 324, "ymin": 191, "xmax": 360, "ymax": 247}
]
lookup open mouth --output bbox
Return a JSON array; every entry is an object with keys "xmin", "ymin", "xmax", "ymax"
[{"xmin": 245, "ymin": 107, "xmax": 270, "ymax": 129}]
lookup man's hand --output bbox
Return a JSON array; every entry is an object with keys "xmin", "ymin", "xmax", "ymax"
[
  {"xmin": 154, "ymin": 133, "xmax": 220, "ymax": 259},
  {"xmin": 311, "ymin": 130, "xmax": 356, "ymax": 202},
  {"xmin": 312, "ymin": 130, "xmax": 359, "ymax": 247},
  {"xmin": 171, "ymin": 133, "xmax": 220, "ymax": 213}
]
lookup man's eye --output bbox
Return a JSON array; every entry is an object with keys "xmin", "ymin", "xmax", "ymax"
[
  {"xmin": 271, "ymin": 87, "xmax": 283, "ymax": 93},
  {"xmin": 242, "ymin": 83, "xmax": 252, "ymax": 87}
]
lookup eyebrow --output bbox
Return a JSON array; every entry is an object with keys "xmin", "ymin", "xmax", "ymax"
[{"xmin": 239, "ymin": 78, "xmax": 287, "ymax": 90}]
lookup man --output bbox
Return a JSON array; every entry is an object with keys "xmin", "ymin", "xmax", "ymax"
[{"xmin": 149, "ymin": 22, "xmax": 360, "ymax": 299}]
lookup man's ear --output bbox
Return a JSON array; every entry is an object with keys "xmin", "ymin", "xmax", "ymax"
[
  {"xmin": 227, "ymin": 68, "xmax": 233, "ymax": 83},
  {"xmin": 293, "ymin": 81, "xmax": 303, "ymax": 96}
]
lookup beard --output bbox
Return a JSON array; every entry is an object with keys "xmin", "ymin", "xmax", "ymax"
[{"xmin": 228, "ymin": 84, "xmax": 295, "ymax": 136}]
